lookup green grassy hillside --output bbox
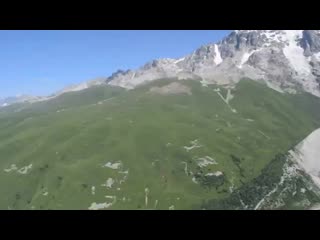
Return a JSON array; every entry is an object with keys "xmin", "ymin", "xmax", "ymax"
[{"xmin": 0, "ymin": 78, "xmax": 319, "ymax": 210}]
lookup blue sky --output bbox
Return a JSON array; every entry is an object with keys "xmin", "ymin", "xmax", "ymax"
[{"xmin": 0, "ymin": 30, "xmax": 231, "ymax": 98}]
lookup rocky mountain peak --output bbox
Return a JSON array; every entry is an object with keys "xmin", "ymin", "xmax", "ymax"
[
  {"xmin": 106, "ymin": 69, "xmax": 131, "ymax": 83},
  {"xmin": 106, "ymin": 30, "xmax": 320, "ymax": 97}
]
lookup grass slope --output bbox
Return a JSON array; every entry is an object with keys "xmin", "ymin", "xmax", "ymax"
[{"xmin": 0, "ymin": 78, "xmax": 319, "ymax": 210}]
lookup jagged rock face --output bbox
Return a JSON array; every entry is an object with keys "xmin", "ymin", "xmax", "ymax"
[
  {"xmin": 106, "ymin": 30, "xmax": 320, "ymax": 97},
  {"xmin": 105, "ymin": 58, "xmax": 193, "ymax": 89},
  {"xmin": 310, "ymin": 59, "xmax": 320, "ymax": 86},
  {"xmin": 301, "ymin": 30, "xmax": 320, "ymax": 56},
  {"xmin": 106, "ymin": 70, "xmax": 131, "ymax": 83},
  {"xmin": 220, "ymin": 30, "xmax": 265, "ymax": 55},
  {"xmin": 247, "ymin": 48, "xmax": 296, "ymax": 88}
]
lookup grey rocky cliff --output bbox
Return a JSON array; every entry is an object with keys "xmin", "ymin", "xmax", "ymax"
[
  {"xmin": 107, "ymin": 30, "xmax": 320, "ymax": 97},
  {"xmin": 301, "ymin": 30, "xmax": 320, "ymax": 56}
]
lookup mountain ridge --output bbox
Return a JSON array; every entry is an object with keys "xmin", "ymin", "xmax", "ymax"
[
  {"xmin": 107, "ymin": 30, "xmax": 320, "ymax": 97},
  {"xmin": 2, "ymin": 30, "xmax": 320, "ymax": 108}
]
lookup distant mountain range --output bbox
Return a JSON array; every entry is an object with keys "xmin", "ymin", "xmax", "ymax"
[
  {"xmin": 0, "ymin": 78, "xmax": 106, "ymax": 107},
  {"xmin": 3, "ymin": 30, "xmax": 320, "ymax": 107}
]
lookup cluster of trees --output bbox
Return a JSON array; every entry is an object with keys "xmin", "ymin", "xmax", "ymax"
[
  {"xmin": 231, "ymin": 154, "xmax": 245, "ymax": 178},
  {"xmin": 195, "ymin": 172, "xmax": 226, "ymax": 190},
  {"xmin": 201, "ymin": 153, "xmax": 288, "ymax": 210}
]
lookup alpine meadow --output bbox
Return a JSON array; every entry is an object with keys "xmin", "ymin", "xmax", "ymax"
[{"xmin": 1, "ymin": 30, "xmax": 320, "ymax": 210}]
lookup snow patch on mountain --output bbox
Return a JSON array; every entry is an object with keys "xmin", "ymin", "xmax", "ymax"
[
  {"xmin": 314, "ymin": 52, "xmax": 320, "ymax": 61},
  {"xmin": 174, "ymin": 57, "xmax": 185, "ymax": 64},
  {"xmin": 213, "ymin": 44, "xmax": 223, "ymax": 65},
  {"xmin": 238, "ymin": 51, "xmax": 257, "ymax": 69},
  {"xmin": 282, "ymin": 30, "xmax": 311, "ymax": 76}
]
